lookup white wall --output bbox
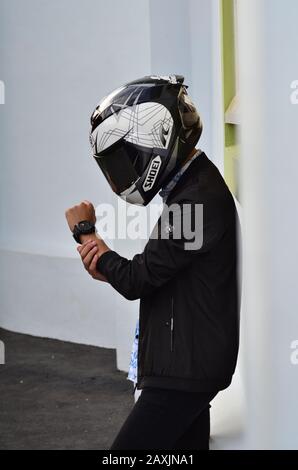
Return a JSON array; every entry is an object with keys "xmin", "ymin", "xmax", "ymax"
[
  {"xmin": 149, "ymin": 0, "xmax": 224, "ymax": 166},
  {"xmin": 189, "ymin": 0, "xmax": 216, "ymax": 159},
  {"xmin": 0, "ymin": 0, "xmax": 152, "ymax": 355},
  {"xmin": 237, "ymin": 0, "xmax": 298, "ymax": 449},
  {"xmin": 0, "ymin": 249, "xmax": 117, "ymax": 348},
  {"xmin": 0, "ymin": 0, "xmax": 151, "ymax": 255},
  {"xmin": 0, "ymin": 0, "xmax": 219, "ymax": 366},
  {"xmin": 0, "ymin": 0, "xmax": 251, "ymax": 450},
  {"xmin": 3, "ymin": 0, "xmax": 298, "ymax": 450}
]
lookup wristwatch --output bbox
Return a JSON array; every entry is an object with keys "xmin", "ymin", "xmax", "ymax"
[{"xmin": 72, "ymin": 220, "xmax": 96, "ymax": 244}]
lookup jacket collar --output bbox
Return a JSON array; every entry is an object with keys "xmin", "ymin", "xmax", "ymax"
[
  {"xmin": 165, "ymin": 151, "xmax": 208, "ymax": 204},
  {"xmin": 159, "ymin": 149, "xmax": 202, "ymax": 203}
]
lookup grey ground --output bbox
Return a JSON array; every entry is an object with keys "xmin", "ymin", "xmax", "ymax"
[{"xmin": 0, "ymin": 328, "xmax": 134, "ymax": 450}]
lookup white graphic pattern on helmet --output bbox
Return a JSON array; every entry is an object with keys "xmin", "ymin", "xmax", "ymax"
[{"xmin": 92, "ymin": 102, "xmax": 173, "ymax": 153}]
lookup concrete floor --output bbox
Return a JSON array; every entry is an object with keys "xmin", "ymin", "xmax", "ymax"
[{"xmin": 0, "ymin": 328, "xmax": 134, "ymax": 450}]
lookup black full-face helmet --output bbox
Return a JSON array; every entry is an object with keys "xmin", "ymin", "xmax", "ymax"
[{"xmin": 89, "ymin": 74, "xmax": 202, "ymax": 205}]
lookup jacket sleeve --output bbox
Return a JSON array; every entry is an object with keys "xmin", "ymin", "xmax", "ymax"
[{"xmin": 96, "ymin": 200, "xmax": 231, "ymax": 300}]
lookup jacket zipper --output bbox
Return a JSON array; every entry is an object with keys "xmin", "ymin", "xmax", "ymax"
[{"xmin": 170, "ymin": 296, "xmax": 174, "ymax": 352}]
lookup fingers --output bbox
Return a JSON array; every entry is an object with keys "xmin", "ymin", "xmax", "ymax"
[
  {"xmin": 76, "ymin": 237, "xmax": 104, "ymax": 279},
  {"xmin": 89, "ymin": 253, "xmax": 99, "ymax": 277},
  {"xmin": 81, "ymin": 245, "xmax": 98, "ymax": 271},
  {"xmin": 77, "ymin": 238, "xmax": 94, "ymax": 249},
  {"xmin": 78, "ymin": 241, "xmax": 99, "ymax": 279},
  {"xmin": 77, "ymin": 240, "xmax": 97, "ymax": 258}
]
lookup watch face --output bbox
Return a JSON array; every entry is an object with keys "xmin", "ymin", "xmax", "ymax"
[{"xmin": 77, "ymin": 220, "xmax": 95, "ymax": 233}]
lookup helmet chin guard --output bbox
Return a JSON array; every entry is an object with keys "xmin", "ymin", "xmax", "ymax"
[{"xmin": 90, "ymin": 75, "xmax": 202, "ymax": 205}]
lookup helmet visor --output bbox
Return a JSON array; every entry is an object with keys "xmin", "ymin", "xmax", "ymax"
[{"xmin": 93, "ymin": 139, "xmax": 152, "ymax": 195}]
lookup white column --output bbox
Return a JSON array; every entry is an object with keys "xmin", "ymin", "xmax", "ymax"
[{"xmin": 238, "ymin": 0, "xmax": 298, "ymax": 449}]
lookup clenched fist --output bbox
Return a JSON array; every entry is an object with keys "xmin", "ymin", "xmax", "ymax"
[
  {"xmin": 65, "ymin": 200, "xmax": 96, "ymax": 232},
  {"xmin": 65, "ymin": 200, "xmax": 110, "ymax": 282}
]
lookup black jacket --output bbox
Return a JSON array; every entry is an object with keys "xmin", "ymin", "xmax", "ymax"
[{"xmin": 97, "ymin": 152, "xmax": 240, "ymax": 393}]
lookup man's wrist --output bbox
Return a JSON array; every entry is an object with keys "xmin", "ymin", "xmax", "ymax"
[
  {"xmin": 79, "ymin": 232, "xmax": 111, "ymax": 258},
  {"xmin": 79, "ymin": 232, "xmax": 99, "ymax": 244}
]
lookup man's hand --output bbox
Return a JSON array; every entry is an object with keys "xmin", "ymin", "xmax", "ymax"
[
  {"xmin": 65, "ymin": 200, "xmax": 96, "ymax": 232},
  {"xmin": 77, "ymin": 238, "xmax": 110, "ymax": 282}
]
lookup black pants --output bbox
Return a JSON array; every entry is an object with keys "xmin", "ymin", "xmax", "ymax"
[{"xmin": 110, "ymin": 387, "xmax": 218, "ymax": 450}]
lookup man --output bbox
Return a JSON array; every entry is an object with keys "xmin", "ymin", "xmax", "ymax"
[{"xmin": 65, "ymin": 75, "xmax": 240, "ymax": 450}]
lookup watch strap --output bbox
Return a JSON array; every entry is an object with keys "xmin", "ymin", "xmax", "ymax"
[{"xmin": 72, "ymin": 220, "xmax": 95, "ymax": 244}]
